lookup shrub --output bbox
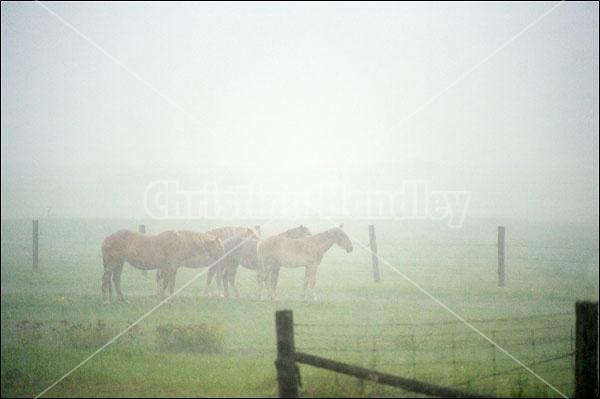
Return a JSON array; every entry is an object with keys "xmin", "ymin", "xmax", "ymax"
[
  {"xmin": 14, "ymin": 320, "xmax": 44, "ymax": 347},
  {"xmin": 52, "ymin": 320, "xmax": 118, "ymax": 350},
  {"xmin": 155, "ymin": 323, "xmax": 224, "ymax": 353}
]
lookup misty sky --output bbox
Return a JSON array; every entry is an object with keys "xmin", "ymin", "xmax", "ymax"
[{"xmin": 1, "ymin": 2, "xmax": 599, "ymax": 221}]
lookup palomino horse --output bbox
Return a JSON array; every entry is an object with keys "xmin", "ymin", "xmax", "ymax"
[
  {"xmin": 202, "ymin": 225, "xmax": 261, "ymax": 296},
  {"xmin": 256, "ymin": 224, "xmax": 353, "ymax": 301},
  {"xmin": 101, "ymin": 229, "xmax": 224, "ymax": 303},
  {"xmin": 219, "ymin": 225, "xmax": 312, "ymax": 298}
]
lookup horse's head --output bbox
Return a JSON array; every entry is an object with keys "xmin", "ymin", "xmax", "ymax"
[{"xmin": 335, "ymin": 224, "xmax": 353, "ymax": 253}]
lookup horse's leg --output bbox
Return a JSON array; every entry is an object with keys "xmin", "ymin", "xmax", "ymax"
[
  {"xmin": 265, "ymin": 263, "xmax": 279, "ymax": 301},
  {"xmin": 155, "ymin": 270, "xmax": 160, "ymax": 298},
  {"xmin": 203, "ymin": 265, "xmax": 217, "ymax": 296},
  {"xmin": 257, "ymin": 260, "xmax": 272, "ymax": 301},
  {"xmin": 157, "ymin": 269, "xmax": 169, "ymax": 301},
  {"xmin": 307, "ymin": 265, "xmax": 319, "ymax": 302},
  {"xmin": 165, "ymin": 267, "xmax": 178, "ymax": 303},
  {"xmin": 302, "ymin": 267, "xmax": 310, "ymax": 301},
  {"xmin": 220, "ymin": 261, "xmax": 229, "ymax": 298},
  {"xmin": 269, "ymin": 263, "xmax": 281, "ymax": 301},
  {"xmin": 156, "ymin": 269, "xmax": 168, "ymax": 301},
  {"xmin": 113, "ymin": 262, "xmax": 128, "ymax": 303},
  {"xmin": 215, "ymin": 261, "xmax": 226, "ymax": 297},
  {"xmin": 222, "ymin": 261, "xmax": 234, "ymax": 298},
  {"xmin": 101, "ymin": 259, "xmax": 114, "ymax": 304},
  {"xmin": 229, "ymin": 264, "xmax": 240, "ymax": 298}
]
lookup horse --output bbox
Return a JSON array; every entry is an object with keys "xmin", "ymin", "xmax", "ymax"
[
  {"xmin": 219, "ymin": 225, "xmax": 312, "ymax": 298},
  {"xmin": 202, "ymin": 225, "xmax": 261, "ymax": 296},
  {"xmin": 256, "ymin": 224, "xmax": 353, "ymax": 301},
  {"xmin": 101, "ymin": 229, "xmax": 224, "ymax": 303}
]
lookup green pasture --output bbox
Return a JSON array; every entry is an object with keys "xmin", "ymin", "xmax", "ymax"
[{"xmin": 1, "ymin": 217, "xmax": 598, "ymax": 397}]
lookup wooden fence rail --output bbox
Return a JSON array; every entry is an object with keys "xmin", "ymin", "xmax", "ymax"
[{"xmin": 294, "ymin": 351, "xmax": 491, "ymax": 398}]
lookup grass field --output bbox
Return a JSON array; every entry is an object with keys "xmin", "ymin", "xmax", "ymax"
[{"xmin": 1, "ymin": 217, "xmax": 598, "ymax": 397}]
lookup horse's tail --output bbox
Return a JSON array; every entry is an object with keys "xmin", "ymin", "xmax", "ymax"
[{"xmin": 102, "ymin": 250, "xmax": 112, "ymax": 275}]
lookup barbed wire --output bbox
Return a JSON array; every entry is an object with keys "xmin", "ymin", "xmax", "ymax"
[
  {"xmin": 295, "ymin": 312, "xmax": 573, "ymax": 329},
  {"xmin": 452, "ymin": 352, "xmax": 573, "ymax": 388}
]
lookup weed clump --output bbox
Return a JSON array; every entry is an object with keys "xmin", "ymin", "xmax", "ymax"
[{"xmin": 155, "ymin": 323, "xmax": 224, "ymax": 353}]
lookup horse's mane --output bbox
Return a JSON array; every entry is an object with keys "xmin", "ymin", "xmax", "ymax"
[
  {"xmin": 279, "ymin": 225, "xmax": 312, "ymax": 237},
  {"xmin": 207, "ymin": 225, "xmax": 259, "ymax": 240},
  {"xmin": 161, "ymin": 229, "xmax": 217, "ymax": 245}
]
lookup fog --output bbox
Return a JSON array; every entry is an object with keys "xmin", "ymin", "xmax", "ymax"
[{"xmin": 2, "ymin": 2, "xmax": 598, "ymax": 225}]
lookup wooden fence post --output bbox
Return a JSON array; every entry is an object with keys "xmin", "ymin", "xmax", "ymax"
[
  {"xmin": 32, "ymin": 220, "xmax": 39, "ymax": 271},
  {"xmin": 275, "ymin": 310, "xmax": 298, "ymax": 398},
  {"xmin": 497, "ymin": 226, "xmax": 505, "ymax": 287},
  {"xmin": 575, "ymin": 301, "xmax": 598, "ymax": 399},
  {"xmin": 369, "ymin": 225, "xmax": 380, "ymax": 283}
]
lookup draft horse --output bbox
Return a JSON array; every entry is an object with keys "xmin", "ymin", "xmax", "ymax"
[
  {"xmin": 256, "ymin": 224, "xmax": 353, "ymax": 301},
  {"xmin": 201, "ymin": 225, "xmax": 261, "ymax": 296},
  {"xmin": 101, "ymin": 229, "xmax": 224, "ymax": 303},
  {"xmin": 219, "ymin": 225, "xmax": 312, "ymax": 298}
]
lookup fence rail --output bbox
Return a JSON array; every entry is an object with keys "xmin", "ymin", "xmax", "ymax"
[{"xmin": 294, "ymin": 350, "xmax": 492, "ymax": 398}]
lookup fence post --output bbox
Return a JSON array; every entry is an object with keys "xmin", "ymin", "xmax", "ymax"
[
  {"xmin": 369, "ymin": 225, "xmax": 380, "ymax": 283},
  {"xmin": 497, "ymin": 226, "xmax": 505, "ymax": 287},
  {"xmin": 275, "ymin": 310, "xmax": 298, "ymax": 398},
  {"xmin": 575, "ymin": 301, "xmax": 598, "ymax": 399},
  {"xmin": 32, "ymin": 220, "xmax": 39, "ymax": 271}
]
